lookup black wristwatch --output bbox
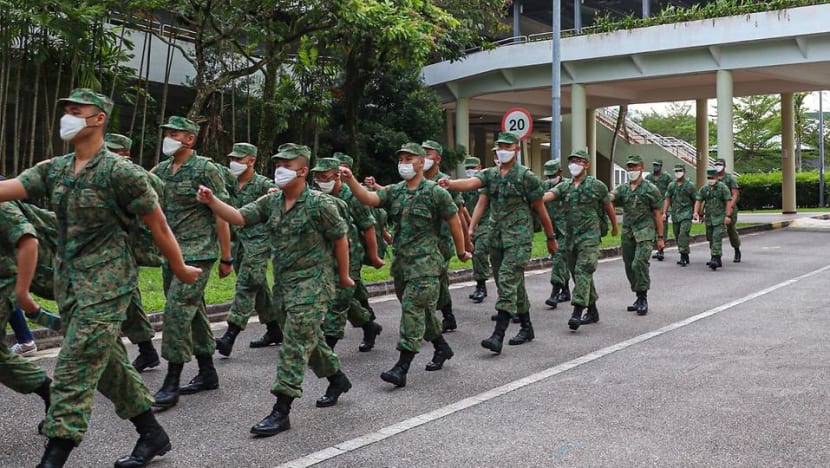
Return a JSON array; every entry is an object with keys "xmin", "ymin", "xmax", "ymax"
[
  {"xmin": 220, "ymin": 257, "xmax": 234, "ymax": 266},
  {"xmin": 546, "ymin": 234, "xmax": 556, "ymax": 241},
  {"xmin": 657, "ymin": 235, "xmax": 664, "ymax": 239}
]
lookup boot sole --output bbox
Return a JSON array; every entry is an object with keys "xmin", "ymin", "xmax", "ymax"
[
  {"xmin": 508, "ymin": 337, "xmax": 533, "ymax": 345},
  {"xmin": 250, "ymin": 424, "xmax": 290, "ymax": 436},
  {"xmin": 626, "ymin": 306, "xmax": 637, "ymax": 311},
  {"xmin": 359, "ymin": 325, "xmax": 383, "ymax": 352},
  {"xmin": 114, "ymin": 442, "xmax": 172, "ymax": 468},
  {"xmin": 544, "ymin": 299, "xmax": 558, "ymax": 308},
  {"xmin": 316, "ymin": 382, "xmax": 352, "ymax": 407},
  {"xmin": 179, "ymin": 384, "xmax": 219, "ymax": 395},
  {"xmin": 380, "ymin": 373, "xmax": 406, "ymax": 387},
  {"xmin": 568, "ymin": 319, "xmax": 581, "ymax": 330},
  {"xmin": 133, "ymin": 359, "xmax": 161, "ymax": 373},
  {"xmin": 425, "ymin": 352, "xmax": 453, "ymax": 371},
  {"xmin": 480, "ymin": 341, "xmax": 502, "ymax": 354}
]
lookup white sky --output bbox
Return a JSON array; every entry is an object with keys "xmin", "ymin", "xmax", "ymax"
[{"xmin": 630, "ymin": 91, "xmax": 830, "ymax": 117}]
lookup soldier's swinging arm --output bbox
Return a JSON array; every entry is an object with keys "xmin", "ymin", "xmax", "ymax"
[
  {"xmin": 340, "ymin": 168, "xmax": 381, "ymax": 207},
  {"xmin": 0, "ymin": 178, "xmax": 29, "ymax": 202},
  {"xmin": 141, "ymin": 207, "xmax": 202, "ymax": 284},
  {"xmin": 196, "ymin": 185, "xmax": 247, "ymax": 226},
  {"xmin": 14, "ymin": 233, "xmax": 40, "ymax": 313},
  {"xmin": 468, "ymin": 193, "xmax": 490, "ymax": 238}
]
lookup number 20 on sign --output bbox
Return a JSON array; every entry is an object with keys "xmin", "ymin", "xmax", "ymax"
[{"xmin": 501, "ymin": 107, "xmax": 533, "ymax": 141}]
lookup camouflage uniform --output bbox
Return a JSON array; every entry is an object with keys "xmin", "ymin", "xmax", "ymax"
[
  {"xmin": 665, "ymin": 177, "xmax": 697, "ymax": 255},
  {"xmin": 154, "ymin": 150, "xmax": 229, "ymax": 363},
  {"xmin": 697, "ymin": 181, "xmax": 732, "ymax": 256},
  {"xmin": 428, "ymin": 169, "xmax": 462, "ymax": 315},
  {"xmin": 0, "ymin": 202, "xmax": 48, "ymax": 394},
  {"xmin": 18, "ymin": 146, "xmax": 157, "ymax": 443},
  {"xmin": 376, "ymin": 178, "xmax": 457, "ymax": 353},
  {"xmin": 239, "ymin": 185, "xmax": 347, "ymax": 398},
  {"xmin": 612, "ymin": 179, "xmax": 662, "ymax": 293},
  {"xmin": 719, "ymin": 172, "xmax": 741, "ymax": 249},
  {"xmin": 462, "ymin": 189, "xmax": 491, "ymax": 283},
  {"xmin": 542, "ymin": 175, "xmax": 568, "ymax": 291},
  {"xmin": 645, "ymin": 171, "xmax": 672, "ymax": 198}
]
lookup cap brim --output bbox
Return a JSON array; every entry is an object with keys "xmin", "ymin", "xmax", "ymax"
[
  {"xmin": 106, "ymin": 143, "xmax": 126, "ymax": 150},
  {"xmin": 396, "ymin": 149, "xmax": 421, "ymax": 156},
  {"xmin": 58, "ymin": 98, "xmax": 96, "ymax": 106},
  {"xmin": 227, "ymin": 152, "xmax": 248, "ymax": 158}
]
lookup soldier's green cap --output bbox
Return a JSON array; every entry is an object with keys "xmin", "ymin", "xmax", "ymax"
[
  {"xmin": 396, "ymin": 142, "xmax": 426, "ymax": 157},
  {"xmin": 543, "ymin": 159, "xmax": 561, "ymax": 176},
  {"xmin": 58, "ymin": 88, "xmax": 114, "ymax": 115},
  {"xmin": 272, "ymin": 142, "xmax": 311, "ymax": 160},
  {"xmin": 160, "ymin": 116, "xmax": 200, "ymax": 134},
  {"xmin": 333, "ymin": 152, "xmax": 353, "ymax": 168},
  {"xmin": 227, "ymin": 142, "xmax": 258, "ymax": 158},
  {"xmin": 625, "ymin": 155, "xmax": 644, "ymax": 166},
  {"xmin": 707, "ymin": 168, "xmax": 718, "ymax": 177},
  {"xmin": 463, "ymin": 157, "xmax": 481, "ymax": 168},
  {"xmin": 653, "ymin": 159, "xmax": 663, "ymax": 166},
  {"xmin": 715, "ymin": 158, "xmax": 727, "ymax": 165},
  {"xmin": 311, "ymin": 157, "xmax": 341, "ymax": 173},
  {"xmin": 105, "ymin": 133, "xmax": 132, "ymax": 151},
  {"xmin": 673, "ymin": 164, "xmax": 685, "ymax": 171},
  {"xmin": 495, "ymin": 132, "xmax": 519, "ymax": 145},
  {"xmin": 567, "ymin": 149, "xmax": 589, "ymax": 162},
  {"xmin": 421, "ymin": 140, "xmax": 443, "ymax": 155}
]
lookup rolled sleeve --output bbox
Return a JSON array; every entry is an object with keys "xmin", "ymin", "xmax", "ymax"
[
  {"xmin": 239, "ymin": 194, "xmax": 271, "ymax": 226},
  {"xmin": 112, "ymin": 160, "xmax": 158, "ymax": 216},
  {"xmin": 316, "ymin": 196, "xmax": 348, "ymax": 241},
  {"xmin": 434, "ymin": 186, "xmax": 459, "ymax": 221},
  {"xmin": 204, "ymin": 163, "xmax": 230, "ymax": 203},
  {"xmin": 17, "ymin": 161, "xmax": 51, "ymax": 201}
]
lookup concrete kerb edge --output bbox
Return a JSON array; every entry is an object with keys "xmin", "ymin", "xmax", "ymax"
[{"xmin": 6, "ymin": 219, "xmax": 807, "ymax": 348}]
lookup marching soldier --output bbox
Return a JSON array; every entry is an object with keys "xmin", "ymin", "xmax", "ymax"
[
  {"xmin": 714, "ymin": 158, "xmax": 742, "ymax": 262},
  {"xmin": 541, "ymin": 159, "xmax": 570, "ymax": 308},
  {"xmin": 461, "ymin": 157, "xmax": 490, "ymax": 304},
  {"xmin": 646, "ymin": 159, "xmax": 672, "ymax": 261},
  {"xmin": 694, "ymin": 169, "xmax": 733, "ymax": 270},
  {"xmin": 663, "ymin": 164, "xmax": 697, "ymax": 266}
]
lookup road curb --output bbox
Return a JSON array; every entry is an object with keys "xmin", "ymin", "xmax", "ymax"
[{"xmin": 3, "ymin": 219, "xmax": 812, "ymax": 350}]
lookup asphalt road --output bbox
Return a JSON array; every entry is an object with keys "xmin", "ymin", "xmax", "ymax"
[{"xmin": 3, "ymin": 226, "xmax": 830, "ymax": 467}]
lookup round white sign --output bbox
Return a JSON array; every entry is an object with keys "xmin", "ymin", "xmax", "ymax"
[{"xmin": 501, "ymin": 107, "xmax": 534, "ymax": 141}]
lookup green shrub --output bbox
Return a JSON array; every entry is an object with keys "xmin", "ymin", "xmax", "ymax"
[{"xmin": 737, "ymin": 171, "xmax": 829, "ymax": 209}]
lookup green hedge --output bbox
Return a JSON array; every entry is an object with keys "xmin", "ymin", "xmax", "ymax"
[{"xmin": 737, "ymin": 171, "xmax": 829, "ymax": 210}]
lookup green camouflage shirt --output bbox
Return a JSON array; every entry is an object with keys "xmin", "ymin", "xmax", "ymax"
[
  {"xmin": 429, "ymin": 170, "xmax": 463, "ymax": 259},
  {"xmin": 475, "ymin": 164, "xmax": 545, "ymax": 248},
  {"xmin": 333, "ymin": 183, "xmax": 375, "ymax": 268},
  {"xmin": 154, "ymin": 152, "xmax": 230, "ymax": 262},
  {"xmin": 718, "ymin": 172, "xmax": 740, "ymax": 209},
  {"xmin": 550, "ymin": 176, "xmax": 610, "ymax": 246},
  {"xmin": 18, "ymin": 146, "xmax": 158, "ymax": 316},
  {"xmin": 612, "ymin": 180, "xmax": 662, "ymax": 241},
  {"xmin": 462, "ymin": 189, "xmax": 490, "ymax": 234},
  {"xmin": 234, "ymin": 173, "xmax": 275, "ymax": 245},
  {"xmin": 665, "ymin": 179, "xmax": 697, "ymax": 222},
  {"xmin": 0, "ymin": 201, "xmax": 37, "ymax": 289},
  {"xmin": 542, "ymin": 178, "xmax": 567, "ymax": 238},
  {"xmin": 240, "ymin": 186, "xmax": 347, "ymax": 308},
  {"xmin": 376, "ymin": 178, "xmax": 457, "ymax": 280},
  {"xmin": 696, "ymin": 182, "xmax": 732, "ymax": 225},
  {"xmin": 645, "ymin": 172, "xmax": 672, "ymax": 197}
]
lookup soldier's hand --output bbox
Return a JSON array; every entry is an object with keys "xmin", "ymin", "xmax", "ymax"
[
  {"xmin": 15, "ymin": 291, "xmax": 39, "ymax": 315},
  {"xmin": 457, "ymin": 251, "xmax": 472, "ymax": 262},
  {"xmin": 693, "ymin": 213, "xmax": 701, "ymax": 223},
  {"xmin": 364, "ymin": 176, "xmax": 377, "ymax": 188},
  {"xmin": 438, "ymin": 178, "xmax": 450, "ymax": 189},
  {"xmin": 656, "ymin": 238, "xmax": 665, "ymax": 251},
  {"xmin": 218, "ymin": 261, "xmax": 233, "ymax": 278},
  {"xmin": 383, "ymin": 231, "xmax": 393, "ymax": 244},
  {"xmin": 369, "ymin": 255, "xmax": 385, "ymax": 269},
  {"xmin": 267, "ymin": 187, "xmax": 281, "ymax": 194},
  {"xmin": 340, "ymin": 167, "xmax": 354, "ymax": 181},
  {"xmin": 465, "ymin": 239, "xmax": 474, "ymax": 253},
  {"xmin": 724, "ymin": 216, "xmax": 732, "ymax": 226},
  {"xmin": 546, "ymin": 238, "xmax": 558, "ymax": 254},
  {"xmin": 196, "ymin": 185, "xmax": 214, "ymax": 204},
  {"xmin": 339, "ymin": 276, "xmax": 355, "ymax": 288},
  {"xmin": 175, "ymin": 265, "xmax": 203, "ymax": 284},
  {"xmin": 611, "ymin": 225, "xmax": 619, "ymax": 237}
]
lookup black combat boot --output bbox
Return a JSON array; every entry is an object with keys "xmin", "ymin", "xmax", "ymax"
[
  {"xmin": 152, "ymin": 363, "xmax": 183, "ymax": 409},
  {"xmin": 215, "ymin": 323, "xmax": 242, "ymax": 357},
  {"xmin": 316, "ymin": 370, "xmax": 352, "ymax": 407},
  {"xmin": 381, "ymin": 350, "xmax": 416, "ymax": 387},
  {"xmin": 425, "ymin": 336, "xmax": 454, "ymax": 371},
  {"xmin": 34, "ymin": 377, "xmax": 51, "ymax": 435},
  {"xmin": 179, "ymin": 355, "xmax": 219, "ymax": 395},
  {"xmin": 481, "ymin": 310, "xmax": 511, "ymax": 354},
  {"xmin": 508, "ymin": 312, "xmax": 535, "ymax": 345},
  {"xmin": 470, "ymin": 281, "xmax": 487, "ymax": 303},
  {"xmin": 653, "ymin": 249, "xmax": 665, "ymax": 261},
  {"xmin": 733, "ymin": 247, "xmax": 741, "ymax": 263},
  {"xmin": 580, "ymin": 303, "xmax": 600, "ymax": 325},
  {"xmin": 636, "ymin": 291, "xmax": 648, "ymax": 316},
  {"xmin": 114, "ymin": 410, "xmax": 172, "ymax": 468},
  {"xmin": 132, "ymin": 341, "xmax": 160, "ymax": 373},
  {"xmin": 568, "ymin": 306, "xmax": 584, "ymax": 330},
  {"xmin": 545, "ymin": 285, "xmax": 560, "ymax": 308},
  {"xmin": 677, "ymin": 253, "xmax": 689, "ymax": 267},
  {"xmin": 441, "ymin": 304, "xmax": 457, "ymax": 332},
  {"xmin": 358, "ymin": 321, "xmax": 382, "ymax": 352},
  {"xmin": 251, "ymin": 393, "xmax": 293, "ymax": 436},
  {"xmin": 37, "ymin": 437, "xmax": 74, "ymax": 468},
  {"xmin": 709, "ymin": 255, "xmax": 722, "ymax": 270},
  {"xmin": 249, "ymin": 321, "xmax": 283, "ymax": 348},
  {"xmin": 556, "ymin": 285, "xmax": 571, "ymax": 303},
  {"xmin": 627, "ymin": 294, "xmax": 642, "ymax": 312},
  {"xmin": 324, "ymin": 334, "xmax": 339, "ymax": 352}
]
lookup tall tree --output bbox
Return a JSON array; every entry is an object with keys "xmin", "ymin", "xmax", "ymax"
[{"xmin": 732, "ymin": 94, "xmax": 781, "ymax": 162}]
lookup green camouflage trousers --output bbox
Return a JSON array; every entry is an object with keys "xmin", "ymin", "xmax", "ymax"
[
  {"xmin": 549, "ymin": 234, "xmax": 569, "ymax": 287},
  {"xmin": 354, "ymin": 279, "xmax": 372, "ymax": 312},
  {"xmin": 321, "ymin": 280, "xmax": 372, "ymax": 339},
  {"xmin": 672, "ymin": 219, "xmax": 692, "ymax": 254},
  {"xmin": 727, "ymin": 210, "xmax": 741, "ymax": 248},
  {"xmin": 707, "ymin": 223, "xmax": 727, "ymax": 256},
  {"xmin": 121, "ymin": 287, "xmax": 154, "ymax": 344},
  {"xmin": 161, "ymin": 260, "xmax": 215, "ymax": 363},
  {"xmin": 565, "ymin": 238, "xmax": 599, "ymax": 307},
  {"xmin": 226, "ymin": 243, "xmax": 275, "ymax": 329},
  {"xmin": 0, "ymin": 290, "xmax": 46, "ymax": 394},
  {"xmin": 489, "ymin": 232, "xmax": 531, "ymax": 316},
  {"xmin": 271, "ymin": 300, "xmax": 340, "ymax": 399},
  {"xmin": 472, "ymin": 229, "xmax": 491, "ymax": 282},
  {"xmin": 437, "ymin": 257, "xmax": 452, "ymax": 311},
  {"xmin": 621, "ymin": 234, "xmax": 653, "ymax": 293},
  {"xmin": 44, "ymin": 291, "xmax": 153, "ymax": 444},
  {"xmin": 393, "ymin": 275, "xmax": 442, "ymax": 353}
]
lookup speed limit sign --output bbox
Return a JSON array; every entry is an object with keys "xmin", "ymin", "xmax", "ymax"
[{"xmin": 501, "ymin": 107, "xmax": 534, "ymax": 141}]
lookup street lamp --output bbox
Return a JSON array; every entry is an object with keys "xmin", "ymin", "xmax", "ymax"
[
  {"xmin": 551, "ymin": 0, "xmax": 561, "ymax": 162},
  {"xmin": 820, "ymin": 91, "xmax": 825, "ymax": 207}
]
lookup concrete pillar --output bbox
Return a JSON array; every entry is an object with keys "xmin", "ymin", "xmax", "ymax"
[
  {"xmin": 695, "ymin": 99, "xmax": 709, "ymax": 188},
  {"xmin": 513, "ymin": 0, "xmax": 521, "ymax": 40},
  {"xmin": 573, "ymin": 0, "xmax": 582, "ymax": 32},
  {"xmin": 530, "ymin": 137, "xmax": 542, "ymax": 174},
  {"xmin": 473, "ymin": 127, "xmax": 488, "ymax": 166},
  {"xmin": 455, "ymin": 97, "xmax": 470, "ymax": 177},
  {"xmin": 587, "ymin": 108, "xmax": 596, "ymax": 176},
  {"xmin": 642, "ymin": 0, "xmax": 651, "ymax": 18},
  {"xmin": 781, "ymin": 93, "xmax": 797, "ymax": 213},
  {"xmin": 571, "ymin": 84, "xmax": 587, "ymax": 157},
  {"xmin": 445, "ymin": 109, "xmax": 454, "ymax": 150},
  {"xmin": 716, "ymin": 70, "xmax": 734, "ymax": 173}
]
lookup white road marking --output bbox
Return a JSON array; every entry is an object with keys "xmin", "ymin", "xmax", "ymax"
[{"xmin": 274, "ymin": 263, "xmax": 830, "ymax": 468}]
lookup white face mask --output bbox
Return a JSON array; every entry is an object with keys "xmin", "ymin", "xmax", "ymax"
[
  {"xmin": 674, "ymin": 171, "xmax": 684, "ymax": 180},
  {"xmin": 714, "ymin": 164, "xmax": 725, "ymax": 173},
  {"xmin": 59, "ymin": 114, "xmax": 88, "ymax": 141},
  {"xmin": 465, "ymin": 169, "xmax": 477, "ymax": 178},
  {"xmin": 162, "ymin": 137, "xmax": 183, "ymax": 156},
  {"xmin": 398, "ymin": 163, "xmax": 416, "ymax": 180},
  {"xmin": 228, "ymin": 161, "xmax": 248, "ymax": 177},
  {"xmin": 495, "ymin": 150, "xmax": 515, "ymax": 164},
  {"xmin": 627, "ymin": 170, "xmax": 642, "ymax": 181},
  {"xmin": 568, "ymin": 163, "xmax": 584, "ymax": 177},
  {"xmin": 549, "ymin": 176, "xmax": 561, "ymax": 185},
  {"xmin": 707, "ymin": 179, "xmax": 717, "ymax": 186},
  {"xmin": 316, "ymin": 180, "xmax": 336, "ymax": 193},
  {"xmin": 423, "ymin": 158, "xmax": 435, "ymax": 172},
  {"xmin": 274, "ymin": 167, "xmax": 298, "ymax": 188}
]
